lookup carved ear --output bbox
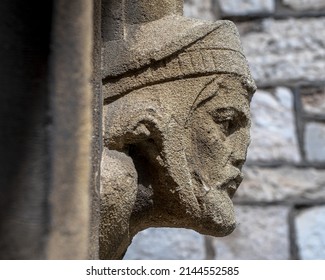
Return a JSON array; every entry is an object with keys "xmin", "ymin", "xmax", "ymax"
[
  {"xmin": 104, "ymin": 100, "xmax": 163, "ymax": 153},
  {"xmin": 106, "ymin": 120, "xmax": 156, "ymax": 151},
  {"xmin": 129, "ymin": 122, "xmax": 152, "ymax": 142}
]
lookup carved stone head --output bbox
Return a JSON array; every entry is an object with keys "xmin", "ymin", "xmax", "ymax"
[{"xmin": 100, "ymin": 18, "xmax": 256, "ymax": 259}]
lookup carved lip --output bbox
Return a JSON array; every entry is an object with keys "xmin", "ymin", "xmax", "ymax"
[{"xmin": 222, "ymin": 173, "xmax": 243, "ymax": 198}]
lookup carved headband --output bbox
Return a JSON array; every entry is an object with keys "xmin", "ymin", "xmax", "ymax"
[{"xmin": 102, "ymin": 17, "xmax": 256, "ymax": 103}]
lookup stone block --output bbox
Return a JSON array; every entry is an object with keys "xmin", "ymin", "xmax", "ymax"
[
  {"xmin": 283, "ymin": 0, "xmax": 325, "ymax": 11},
  {"xmin": 240, "ymin": 18, "xmax": 325, "ymax": 85},
  {"xmin": 212, "ymin": 206, "xmax": 290, "ymax": 259},
  {"xmin": 124, "ymin": 228, "xmax": 205, "ymax": 259},
  {"xmin": 305, "ymin": 122, "xmax": 325, "ymax": 162},
  {"xmin": 235, "ymin": 167, "xmax": 325, "ymax": 202},
  {"xmin": 295, "ymin": 206, "xmax": 325, "ymax": 259},
  {"xmin": 247, "ymin": 87, "xmax": 301, "ymax": 162},
  {"xmin": 184, "ymin": 0, "xmax": 215, "ymax": 20},
  {"xmin": 301, "ymin": 86, "xmax": 325, "ymax": 115},
  {"xmin": 219, "ymin": 0, "xmax": 275, "ymax": 16}
]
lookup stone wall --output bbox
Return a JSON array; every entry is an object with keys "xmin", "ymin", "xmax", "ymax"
[{"xmin": 125, "ymin": 0, "xmax": 325, "ymax": 260}]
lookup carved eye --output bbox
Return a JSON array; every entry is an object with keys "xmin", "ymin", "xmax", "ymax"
[
  {"xmin": 210, "ymin": 108, "xmax": 240, "ymax": 136},
  {"xmin": 216, "ymin": 118, "xmax": 236, "ymax": 136}
]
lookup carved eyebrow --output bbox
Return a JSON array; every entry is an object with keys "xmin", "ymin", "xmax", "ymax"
[
  {"xmin": 210, "ymin": 107, "xmax": 249, "ymax": 120},
  {"xmin": 211, "ymin": 107, "xmax": 238, "ymax": 115},
  {"xmin": 195, "ymin": 77, "xmax": 253, "ymax": 109}
]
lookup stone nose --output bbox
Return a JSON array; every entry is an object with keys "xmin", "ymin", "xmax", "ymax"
[
  {"xmin": 229, "ymin": 138, "xmax": 249, "ymax": 169},
  {"xmin": 231, "ymin": 158, "xmax": 245, "ymax": 170},
  {"xmin": 229, "ymin": 127, "xmax": 250, "ymax": 169}
]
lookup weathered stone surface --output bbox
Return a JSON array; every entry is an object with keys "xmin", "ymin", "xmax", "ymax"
[
  {"xmin": 101, "ymin": 74, "xmax": 255, "ymax": 259},
  {"xmin": 212, "ymin": 206, "xmax": 290, "ymax": 259},
  {"xmin": 184, "ymin": 0, "xmax": 216, "ymax": 20},
  {"xmin": 305, "ymin": 122, "xmax": 325, "ymax": 162},
  {"xmin": 219, "ymin": 0, "xmax": 275, "ymax": 16},
  {"xmin": 247, "ymin": 87, "xmax": 301, "ymax": 162},
  {"xmin": 241, "ymin": 18, "xmax": 325, "ymax": 85},
  {"xmin": 100, "ymin": 149, "xmax": 138, "ymax": 259},
  {"xmin": 235, "ymin": 167, "xmax": 325, "ymax": 202},
  {"xmin": 301, "ymin": 87, "xmax": 325, "ymax": 115},
  {"xmin": 100, "ymin": 0, "xmax": 256, "ymax": 259},
  {"xmin": 124, "ymin": 228, "xmax": 205, "ymax": 259},
  {"xmin": 296, "ymin": 206, "xmax": 325, "ymax": 260},
  {"xmin": 283, "ymin": 0, "xmax": 325, "ymax": 11}
]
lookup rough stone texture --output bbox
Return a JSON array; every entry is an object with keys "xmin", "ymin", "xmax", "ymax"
[
  {"xmin": 124, "ymin": 228, "xmax": 205, "ymax": 259},
  {"xmin": 177, "ymin": 0, "xmax": 325, "ymax": 261},
  {"xmin": 101, "ymin": 74, "xmax": 255, "ymax": 259},
  {"xmin": 301, "ymin": 87, "xmax": 325, "ymax": 115},
  {"xmin": 184, "ymin": 0, "xmax": 216, "ymax": 20},
  {"xmin": 100, "ymin": 149, "xmax": 138, "ymax": 259},
  {"xmin": 305, "ymin": 122, "xmax": 325, "ymax": 162},
  {"xmin": 219, "ymin": 0, "xmax": 275, "ymax": 16},
  {"xmin": 241, "ymin": 17, "xmax": 325, "ymax": 85},
  {"xmin": 235, "ymin": 167, "xmax": 325, "ymax": 202},
  {"xmin": 296, "ymin": 206, "xmax": 325, "ymax": 260},
  {"xmin": 212, "ymin": 206, "xmax": 290, "ymax": 259},
  {"xmin": 283, "ymin": 0, "xmax": 325, "ymax": 11},
  {"xmin": 89, "ymin": 0, "xmax": 102, "ymax": 259},
  {"xmin": 100, "ymin": 0, "xmax": 256, "ymax": 259},
  {"xmin": 247, "ymin": 87, "xmax": 300, "ymax": 162}
]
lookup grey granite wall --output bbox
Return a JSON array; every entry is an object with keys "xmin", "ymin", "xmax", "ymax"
[{"xmin": 125, "ymin": 0, "xmax": 325, "ymax": 260}]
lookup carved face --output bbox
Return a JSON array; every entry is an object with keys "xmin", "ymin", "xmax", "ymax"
[
  {"xmin": 185, "ymin": 75, "xmax": 251, "ymax": 236},
  {"xmin": 104, "ymin": 74, "xmax": 253, "ymax": 237}
]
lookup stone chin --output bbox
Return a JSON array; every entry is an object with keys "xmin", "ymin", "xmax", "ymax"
[
  {"xmin": 196, "ymin": 188, "xmax": 237, "ymax": 237},
  {"xmin": 180, "ymin": 170, "xmax": 238, "ymax": 237}
]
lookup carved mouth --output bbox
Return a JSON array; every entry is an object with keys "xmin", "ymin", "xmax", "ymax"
[
  {"xmin": 192, "ymin": 169, "xmax": 243, "ymax": 198},
  {"xmin": 221, "ymin": 173, "xmax": 243, "ymax": 198}
]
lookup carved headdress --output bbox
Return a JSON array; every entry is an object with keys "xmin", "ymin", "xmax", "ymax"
[{"xmin": 102, "ymin": 15, "xmax": 256, "ymax": 103}]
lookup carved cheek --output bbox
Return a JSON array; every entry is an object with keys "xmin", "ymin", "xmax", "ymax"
[
  {"xmin": 193, "ymin": 122, "xmax": 227, "ymax": 163},
  {"xmin": 203, "ymin": 117, "xmax": 227, "ymax": 144},
  {"xmin": 229, "ymin": 127, "xmax": 251, "ymax": 159}
]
